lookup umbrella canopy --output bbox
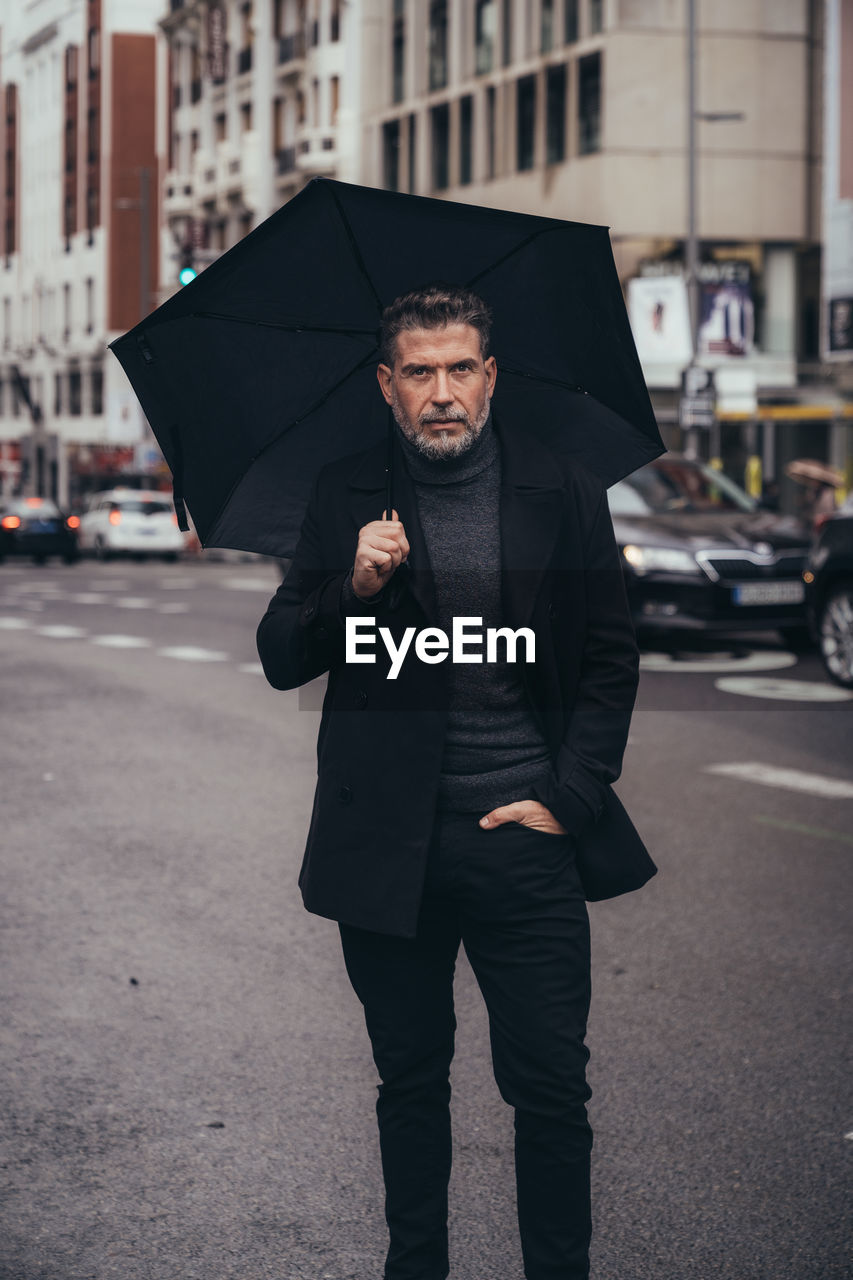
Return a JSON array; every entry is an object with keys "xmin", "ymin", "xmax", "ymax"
[
  {"xmin": 785, "ymin": 458, "xmax": 844, "ymax": 488},
  {"xmin": 110, "ymin": 178, "xmax": 663, "ymax": 558}
]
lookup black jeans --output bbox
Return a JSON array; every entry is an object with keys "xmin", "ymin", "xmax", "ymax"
[{"xmin": 339, "ymin": 810, "xmax": 592, "ymax": 1280}]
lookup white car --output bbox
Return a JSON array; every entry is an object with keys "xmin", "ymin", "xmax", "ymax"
[{"xmin": 77, "ymin": 488, "xmax": 187, "ymax": 561}]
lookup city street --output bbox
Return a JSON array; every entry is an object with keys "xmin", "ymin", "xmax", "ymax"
[{"xmin": 1, "ymin": 556, "xmax": 851, "ymax": 1280}]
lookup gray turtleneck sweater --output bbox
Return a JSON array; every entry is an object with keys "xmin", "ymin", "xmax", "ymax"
[{"xmin": 394, "ymin": 419, "xmax": 552, "ymax": 812}]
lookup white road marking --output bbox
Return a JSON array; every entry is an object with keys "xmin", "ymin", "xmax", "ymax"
[
  {"xmin": 715, "ymin": 676, "xmax": 853, "ymax": 702},
  {"xmin": 158, "ymin": 646, "xmax": 228, "ymax": 662},
  {"xmin": 238, "ymin": 662, "xmax": 265, "ymax": 675},
  {"xmin": 705, "ymin": 762, "xmax": 853, "ymax": 800},
  {"xmin": 157, "ymin": 602, "xmax": 190, "ymax": 614},
  {"xmin": 845, "ymin": 1132, "xmax": 853, "ymax": 1141},
  {"xmin": 640, "ymin": 649, "xmax": 797, "ymax": 674},
  {"xmin": 222, "ymin": 575, "xmax": 279, "ymax": 593},
  {"xmin": 116, "ymin": 597, "xmax": 153, "ymax": 609},
  {"xmin": 0, "ymin": 616, "xmax": 32, "ymax": 630},
  {"xmin": 6, "ymin": 581, "xmax": 60, "ymax": 593},
  {"xmin": 90, "ymin": 635, "xmax": 152, "ymax": 649},
  {"xmin": 158, "ymin": 577, "xmax": 197, "ymax": 590},
  {"xmin": 36, "ymin": 625, "xmax": 88, "ymax": 639},
  {"xmin": 89, "ymin": 579, "xmax": 130, "ymax": 591},
  {"xmin": 69, "ymin": 592, "xmax": 109, "ymax": 605}
]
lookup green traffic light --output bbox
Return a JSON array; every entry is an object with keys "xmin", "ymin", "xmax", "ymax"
[{"xmin": 179, "ymin": 265, "xmax": 198, "ymax": 286}]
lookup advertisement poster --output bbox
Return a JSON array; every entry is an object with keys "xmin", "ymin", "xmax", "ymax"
[{"xmin": 627, "ymin": 275, "xmax": 692, "ymax": 368}]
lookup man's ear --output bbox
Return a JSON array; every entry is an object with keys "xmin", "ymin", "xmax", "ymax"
[
  {"xmin": 377, "ymin": 363, "xmax": 394, "ymax": 406},
  {"xmin": 485, "ymin": 355, "xmax": 497, "ymax": 395}
]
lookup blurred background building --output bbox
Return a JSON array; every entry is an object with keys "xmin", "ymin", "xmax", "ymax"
[{"xmin": 0, "ymin": 0, "xmax": 851, "ymax": 513}]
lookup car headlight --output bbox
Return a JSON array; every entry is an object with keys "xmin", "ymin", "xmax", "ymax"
[{"xmin": 621, "ymin": 544, "xmax": 700, "ymax": 575}]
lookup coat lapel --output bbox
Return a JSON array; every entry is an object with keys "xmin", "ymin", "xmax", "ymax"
[{"xmin": 496, "ymin": 418, "xmax": 565, "ymax": 629}]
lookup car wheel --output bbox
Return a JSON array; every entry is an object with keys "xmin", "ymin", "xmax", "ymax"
[
  {"xmin": 818, "ymin": 581, "xmax": 853, "ymax": 689},
  {"xmin": 778, "ymin": 627, "xmax": 813, "ymax": 653}
]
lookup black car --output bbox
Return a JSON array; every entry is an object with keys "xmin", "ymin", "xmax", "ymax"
[
  {"xmin": 0, "ymin": 497, "xmax": 80, "ymax": 565},
  {"xmin": 608, "ymin": 455, "xmax": 812, "ymax": 646},
  {"xmin": 804, "ymin": 497, "xmax": 853, "ymax": 687}
]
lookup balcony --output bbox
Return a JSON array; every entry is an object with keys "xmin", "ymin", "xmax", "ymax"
[
  {"xmin": 277, "ymin": 31, "xmax": 306, "ymax": 66},
  {"xmin": 276, "ymin": 145, "xmax": 296, "ymax": 176}
]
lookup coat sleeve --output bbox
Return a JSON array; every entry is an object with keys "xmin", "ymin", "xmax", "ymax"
[
  {"xmin": 532, "ymin": 482, "xmax": 639, "ymax": 837},
  {"xmin": 256, "ymin": 474, "xmax": 375, "ymax": 690}
]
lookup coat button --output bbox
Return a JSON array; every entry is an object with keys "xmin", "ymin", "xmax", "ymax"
[
  {"xmin": 354, "ymin": 690, "xmax": 368, "ymax": 708},
  {"xmin": 339, "ymin": 785, "xmax": 353, "ymax": 804}
]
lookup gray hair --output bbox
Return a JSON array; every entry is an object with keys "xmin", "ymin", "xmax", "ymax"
[{"xmin": 379, "ymin": 283, "xmax": 493, "ymax": 366}]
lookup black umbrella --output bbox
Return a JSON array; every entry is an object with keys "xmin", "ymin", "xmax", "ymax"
[{"xmin": 110, "ymin": 178, "xmax": 663, "ymax": 558}]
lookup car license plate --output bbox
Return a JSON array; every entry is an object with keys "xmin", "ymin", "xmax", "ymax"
[{"xmin": 732, "ymin": 581, "xmax": 805, "ymax": 605}]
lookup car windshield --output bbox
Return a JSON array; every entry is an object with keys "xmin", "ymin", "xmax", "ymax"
[
  {"xmin": 115, "ymin": 499, "xmax": 173, "ymax": 516},
  {"xmin": 6, "ymin": 499, "xmax": 62, "ymax": 517},
  {"xmin": 608, "ymin": 461, "xmax": 757, "ymax": 515}
]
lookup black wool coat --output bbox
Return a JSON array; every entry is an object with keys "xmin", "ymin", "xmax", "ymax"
[{"xmin": 257, "ymin": 419, "xmax": 654, "ymax": 938}]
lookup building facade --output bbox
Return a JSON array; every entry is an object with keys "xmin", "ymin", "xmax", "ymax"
[
  {"xmin": 160, "ymin": 0, "xmax": 364, "ymax": 285},
  {"xmin": 0, "ymin": 0, "xmax": 168, "ymax": 505},
  {"xmin": 362, "ymin": 0, "xmax": 852, "ymax": 508}
]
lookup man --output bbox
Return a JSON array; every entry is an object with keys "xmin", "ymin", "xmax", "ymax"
[{"xmin": 257, "ymin": 284, "xmax": 651, "ymax": 1280}]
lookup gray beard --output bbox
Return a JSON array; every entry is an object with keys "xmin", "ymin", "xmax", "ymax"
[{"xmin": 391, "ymin": 392, "xmax": 491, "ymax": 461}]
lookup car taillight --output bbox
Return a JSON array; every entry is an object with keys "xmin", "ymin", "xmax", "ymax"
[
  {"xmin": 1, "ymin": 515, "xmax": 21, "ymax": 530},
  {"xmin": 66, "ymin": 515, "xmax": 80, "ymax": 530},
  {"xmin": 172, "ymin": 513, "xmax": 179, "ymax": 527},
  {"xmin": 109, "ymin": 509, "xmax": 122, "ymax": 526}
]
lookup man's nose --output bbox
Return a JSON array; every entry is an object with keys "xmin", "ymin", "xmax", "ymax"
[{"xmin": 432, "ymin": 370, "xmax": 453, "ymax": 404}]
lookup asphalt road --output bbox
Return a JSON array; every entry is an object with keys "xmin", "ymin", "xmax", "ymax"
[{"xmin": 0, "ymin": 557, "xmax": 851, "ymax": 1280}]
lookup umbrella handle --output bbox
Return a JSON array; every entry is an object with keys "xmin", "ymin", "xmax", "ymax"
[{"xmin": 384, "ymin": 407, "xmax": 395, "ymax": 521}]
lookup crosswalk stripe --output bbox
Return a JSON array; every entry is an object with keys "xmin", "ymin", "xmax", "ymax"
[
  {"xmin": 158, "ymin": 646, "xmax": 228, "ymax": 662},
  {"xmin": 705, "ymin": 762, "xmax": 853, "ymax": 800},
  {"xmin": 90, "ymin": 635, "xmax": 152, "ymax": 649}
]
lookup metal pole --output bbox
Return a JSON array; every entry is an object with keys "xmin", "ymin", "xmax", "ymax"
[
  {"xmin": 139, "ymin": 166, "xmax": 151, "ymax": 321},
  {"xmin": 686, "ymin": 0, "xmax": 698, "ymax": 351}
]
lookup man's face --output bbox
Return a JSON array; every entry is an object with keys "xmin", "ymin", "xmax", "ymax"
[{"xmin": 377, "ymin": 324, "xmax": 497, "ymax": 460}]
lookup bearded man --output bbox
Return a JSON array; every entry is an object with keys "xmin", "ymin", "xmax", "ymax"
[{"xmin": 257, "ymin": 284, "xmax": 651, "ymax": 1280}]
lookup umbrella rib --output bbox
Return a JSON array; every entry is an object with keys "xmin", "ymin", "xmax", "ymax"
[
  {"xmin": 498, "ymin": 362, "xmax": 588, "ymax": 395},
  {"xmin": 188, "ymin": 311, "xmax": 379, "ymax": 338},
  {"xmin": 325, "ymin": 186, "xmax": 386, "ymax": 319},
  {"xmin": 465, "ymin": 227, "xmax": 560, "ymax": 291}
]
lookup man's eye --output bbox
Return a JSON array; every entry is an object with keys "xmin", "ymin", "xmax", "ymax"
[{"xmin": 454, "ymin": 363, "xmax": 473, "ymax": 372}]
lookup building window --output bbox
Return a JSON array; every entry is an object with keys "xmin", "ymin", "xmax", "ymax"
[
  {"xmin": 215, "ymin": 113, "xmax": 227, "ymax": 142},
  {"xmin": 383, "ymin": 119, "xmax": 400, "ymax": 190},
  {"xmin": 486, "ymin": 84, "xmax": 496, "ymax": 178},
  {"xmin": 65, "ymin": 45, "xmax": 77, "ymax": 89},
  {"xmin": 91, "ymin": 365, "xmax": 103, "ymax": 415},
  {"xmin": 430, "ymin": 102, "xmax": 449, "ymax": 190},
  {"xmin": 502, "ymin": 0, "xmax": 513, "ymax": 65},
  {"xmin": 392, "ymin": 0, "xmax": 405, "ymax": 104},
  {"xmin": 541, "ymin": 0, "xmax": 555, "ymax": 52},
  {"xmin": 85, "ymin": 278, "xmax": 94, "ymax": 333},
  {"xmin": 429, "ymin": 0, "xmax": 448, "ymax": 92},
  {"xmin": 565, "ymin": 0, "xmax": 579, "ymax": 43},
  {"xmin": 64, "ymin": 195, "xmax": 75, "ymax": 240},
  {"xmin": 69, "ymin": 367, "xmax": 82, "ymax": 416},
  {"xmin": 407, "ymin": 113, "xmax": 417, "ymax": 192},
  {"xmin": 590, "ymin": 0, "xmax": 603, "ymax": 34},
  {"xmin": 330, "ymin": 76, "xmax": 340, "ymax": 125},
  {"xmin": 578, "ymin": 52, "xmax": 601, "ymax": 155},
  {"xmin": 87, "ymin": 107, "xmax": 98, "ymax": 163},
  {"xmin": 241, "ymin": 102, "xmax": 253, "ymax": 133},
  {"xmin": 546, "ymin": 64, "xmax": 566, "ymax": 164},
  {"xmin": 331, "ymin": 0, "xmax": 341, "ymax": 41},
  {"xmin": 87, "ymin": 27, "xmax": 99, "ymax": 77},
  {"xmin": 459, "ymin": 95, "xmax": 473, "ymax": 185},
  {"xmin": 86, "ymin": 186, "xmax": 98, "ymax": 237},
  {"xmin": 63, "ymin": 283, "xmax": 71, "ymax": 340},
  {"xmin": 475, "ymin": 0, "xmax": 495, "ymax": 74},
  {"xmin": 54, "ymin": 372, "xmax": 63, "ymax": 415},
  {"xmin": 516, "ymin": 75, "xmax": 535, "ymax": 172}
]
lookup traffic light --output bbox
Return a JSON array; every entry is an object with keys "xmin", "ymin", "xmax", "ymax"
[{"xmin": 178, "ymin": 245, "xmax": 197, "ymax": 286}]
